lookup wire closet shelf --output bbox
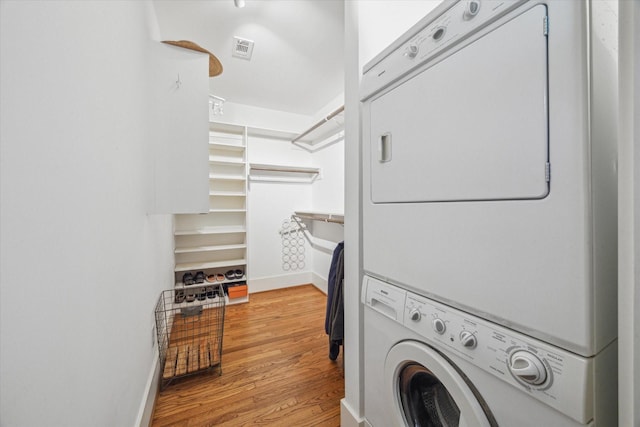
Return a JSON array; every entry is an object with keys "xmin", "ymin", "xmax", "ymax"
[{"xmin": 292, "ymin": 211, "xmax": 344, "ymax": 224}]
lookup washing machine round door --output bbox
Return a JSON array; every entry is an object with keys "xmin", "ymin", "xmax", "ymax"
[{"xmin": 385, "ymin": 341, "xmax": 494, "ymax": 427}]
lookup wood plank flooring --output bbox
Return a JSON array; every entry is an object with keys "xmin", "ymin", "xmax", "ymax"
[{"xmin": 151, "ymin": 285, "xmax": 344, "ymax": 427}]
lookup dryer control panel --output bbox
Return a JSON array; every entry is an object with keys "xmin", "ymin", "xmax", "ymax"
[{"xmin": 361, "ymin": 0, "xmax": 526, "ymax": 100}]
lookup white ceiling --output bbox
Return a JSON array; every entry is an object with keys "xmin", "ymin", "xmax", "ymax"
[{"xmin": 153, "ymin": 0, "xmax": 345, "ymax": 116}]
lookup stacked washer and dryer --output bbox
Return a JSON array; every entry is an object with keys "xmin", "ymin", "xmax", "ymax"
[{"xmin": 360, "ymin": 0, "xmax": 618, "ymax": 426}]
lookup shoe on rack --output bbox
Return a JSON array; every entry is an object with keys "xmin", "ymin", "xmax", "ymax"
[
  {"xmin": 174, "ymin": 290, "xmax": 185, "ymax": 304},
  {"xmin": 234, "ymin": 269, "xmax": 244, "ymax": 279},
  {"xmin": 182, "ymin": 272, "xmax": 195, "ymax": 286},
  {"xmin": 194, "ymin": 271, "xmax": 205, "ymax": 284}
]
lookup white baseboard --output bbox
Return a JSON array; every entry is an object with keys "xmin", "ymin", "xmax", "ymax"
[
  {"xmin": 249, "ymin": 272, "xmax": 313, "ymax": 293},
  {"xmin": 136, "ymin": 353, "xmax": 160, "ymax": 427},
  {"xmin": 312, "ymin": 272, "xmax": 328, "ymax": 295},
  {"xmin": 341, "ymin": 399, "xmax": 366, "ymax": 427}
]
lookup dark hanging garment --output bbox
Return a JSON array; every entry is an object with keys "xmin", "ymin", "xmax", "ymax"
[
  {"xmin": 325, "ymin": 241, "xmax": 344, "ymax": 334},
  {"xmin": 325, "ymin": 241, "xmax": 344, "ymax": 360}
]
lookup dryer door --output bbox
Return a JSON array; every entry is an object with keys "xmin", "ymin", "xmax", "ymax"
[
  {"xmin": 385, "ymin": 341, "xmax": 496, "ymax": 427},
  {"xmin": 367, "ymin": 4, "xmax": 549, "ymax": 203}
]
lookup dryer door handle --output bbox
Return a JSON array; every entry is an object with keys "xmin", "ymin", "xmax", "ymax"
[{"xmin": 379, "ymin": 133, "xmax": 392, "ymax": 163}]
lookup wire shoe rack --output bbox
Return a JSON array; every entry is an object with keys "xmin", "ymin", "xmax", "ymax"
[{"xmin": 155, "ymin": 284, "xmax": 225, "ymax": 389}]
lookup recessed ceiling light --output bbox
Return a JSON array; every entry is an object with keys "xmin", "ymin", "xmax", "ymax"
[{"xmin": 234, "ymin": 0, "xmax": 245, "ymax": 8}]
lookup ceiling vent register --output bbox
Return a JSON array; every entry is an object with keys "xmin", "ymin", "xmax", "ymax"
[{"xmin": 232, "ymin": 36, "xmax": 254, "ymax": 60}]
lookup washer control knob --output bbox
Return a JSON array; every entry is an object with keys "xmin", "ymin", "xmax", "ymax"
[
  {"xmin": 464, "ymin": 1, "xmax": 481, "ymax": 20},
  {"xmin": 432, "ymin": 318, "xmax": 446, "ymax": 335},
  {"xmin": 405, "ymin": 44, "xmax": 419, "ymax": 59},
  {"xmin": 409, "ymin": 308, "xmax": 422, "ymax": 322},
  {"xmin": 459, "ymin": 331, "xmax": 477, "ymax": 349},
  {"xmin": 509, "ymin": 350, "xmax": 547, "ymax": 385}
]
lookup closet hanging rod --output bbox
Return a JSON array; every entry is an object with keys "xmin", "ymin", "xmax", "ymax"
[
  {"xmin": 291, "ymin": 106, "xmax": 344, "ymax": 144},
  {"xmin": 293, "ymin": 211, "xmax": 344, "ymax": 224},
  {"xmin": 250, "ymin": 164, "xmax": 320, "ymax": 174}
]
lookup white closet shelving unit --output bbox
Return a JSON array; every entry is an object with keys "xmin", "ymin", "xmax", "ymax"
[
  {"xmin": 173, "ymin": 122, "xmax": 249, "ymax": 305},
  {"xmin": 172, "ymin": 121, "xmax": 322, "ymax": 303}
]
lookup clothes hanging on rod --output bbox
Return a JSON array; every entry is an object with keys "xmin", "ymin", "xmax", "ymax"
[{"xmin": 325, "ymin": 241, "xmax": 344, "ymax": 361}]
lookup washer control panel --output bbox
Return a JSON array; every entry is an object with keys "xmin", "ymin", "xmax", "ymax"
[
  {"xmin": 402, "ymin": 288, "xmax": 594, "ymax": 424},
  {"xmin": 361, "ymin": 0, "xmax": 525, "ymax": 99}
]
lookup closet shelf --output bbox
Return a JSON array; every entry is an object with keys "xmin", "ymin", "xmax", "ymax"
[
  {"xmin": 175, "ymin": 226, "xmax": 246, "ymax": 236},
  {"xmin": 209, "ymin": 158, "xmax": 245, "ymax": 166},
  {"xmin": 209, "ymin": 122, "xmax": 245, "ymax": 135},
  {"xmin": 175, "ymin": 243, "xmax": 247, "ymax": 254},
  {"xmin": 211, "ymin": 120, "xmax": 303, "ymax": 141},
  {"xmin": 250, "ymin": 163, "xmax": 320, "ymax": 174},
  {"xmin": 175, "ymin": 275, "xmax": 246, "ymax": 289},
  {"xmin": 175, "ymin": 258, "xmax": 247, "ymax": 272},
  {"xmin": 209, "ymin": 191, "xmax": 246, "ymax": 197},
  {"xmin": 209, "ymin": 208, "xmax": 247, "ymax": 213},
  {"xmin": 291, "ymin": 106, "xmax": 344, "ymax": 149},
  {"xmin": 209, "ymin": 174, "xmax": 246, "ymax": 181},
  {"xmin": 292, "ymin": 211, "xmax": 344, "ymax": 224},
  {"xmin": 247, "ymin": 127, "xmax": 297, "ymax": 140},
  {"xmin": 249, "ymin": 163, "xmax": 320, "ymax": 183},
  {"xmin": 209, "ymin": 141, "xmax": 245, "ymax": 151}
]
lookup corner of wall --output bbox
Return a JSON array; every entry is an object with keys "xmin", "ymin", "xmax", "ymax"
[
  {"xmin": 617, "ymin": 0, "xmax": 640, "ymax": 424},
  {"xmin": 341, "ymin": 398, "xmax": 367, "ymax": 427},
  {"xmin": 312, "ymin": 272, "xmax": 329, "ymax": 295}
]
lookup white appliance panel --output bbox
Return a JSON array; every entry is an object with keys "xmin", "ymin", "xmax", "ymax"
[
  {"xmin": 361, "ymin": 0, "xmax": 618, "ymax": 358},
  {"xmin": 369, "ymin": 4, "xmax": 548, "ymax": 203}
]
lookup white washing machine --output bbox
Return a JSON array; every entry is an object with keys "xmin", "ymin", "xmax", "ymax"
[
  {"xmin": 362, "ymin": 275, "xmax": 617, "ymax": 426},
  {"xmin": 360, "ymin": 0, "xmax": 618, "ymax": 358}
]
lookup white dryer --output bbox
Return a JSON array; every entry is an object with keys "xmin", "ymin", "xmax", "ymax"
[
  {"xmin": 360, "ymin": 0, "xmax": 617, "ymax": 358},
  {"xmin": 362, "ymin": 275, "xmax": 617, "ymax": 426}
]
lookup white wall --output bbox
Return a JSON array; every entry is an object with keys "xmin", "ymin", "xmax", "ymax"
[
  {"xmin": 308, "ymin": 137, "xmax": 345, "ymax": 292},
  {"xmin": 341, "ymin": 1, "xmax": 441, "ymax": 425},
  {"xmin": 309, "ymin": 93, "xmax": 345, "ymax": 125},
  {"xmin": 358, "ymin": 0, "xmax": 442, "ymax": 65},
  {"xmin": 618, "ymin": 1, "xmax": 640, "ymax": 424},
  {"xmin": 247, "ymin": 135, "xmax": 314, "ymax": 292},
  {"xmin": 312, "ymin": 137, "xmax": 345, "ymax": 214},
  {"xmin": 230, "ymin": 96, "xmax": 346, "ymax": 295},
  {"xmin": 342, "ymin": 4, "xmax": 363, "ymax": 423},
  {"xmin": 0, "ymin": 2, "xmax": 173, "ymax": 426}
]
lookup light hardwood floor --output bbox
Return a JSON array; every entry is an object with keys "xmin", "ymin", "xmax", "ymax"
[{"xmin": 151, "ymin": 284, "xmax": 344, "ymax": 427}]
